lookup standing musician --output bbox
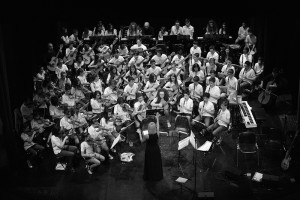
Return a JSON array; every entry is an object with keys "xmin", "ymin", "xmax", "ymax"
[
  {"xmin": 90, "ymin": 73, "xmax": 104, "ymax": 94},
  {"xmin": 124, "ymin": 65, "xmax": 142, "ymax": 84},
  {"xmin": 103, "ymin": 80, "xmax": 118, "ymax": 104},
  {"xmin": 128, "ymin": 52, "xmax": 145, "ymax": 71},
  {"xmin": 192, "ymin": 92, "xmax": 215, "ymax": 127},
  {"xmin": 127, "ymin": 22, "xmax": 141, "ymax": 37},
  {"xmin": 90, "ymin": 91, "xmax": 104, "ymax": 116},
  {"xmin": 143, "ymin": 73, "xmax": 160, "ymax": 101},
  {"xmin": 170, "ymin": 20, "xmax": 183, "ymax": 35},
  {"xmin": 238, "ymin": 61, "xmax": 256, "ymax": 93},
  {"xmin": 188, "ymin": 76, "xmax": 203, "ymax": 115},
  {"xmin": 150, "ymin": 88, "xmax": 171, "ymax": 128},
  {"xmin": 60, "ymin": 108, "xmax": 80, "ymax": 146},
  {"xmin": 182, "ymin": 18, "xmax": 194, "ymax": 39},
  {"xmin": 123, "ymin": 77, "xmax": 140, "ymax": 107},
  {"xmin": 178, "ymin": 90, "xmax": 193, "ymax": 123}
]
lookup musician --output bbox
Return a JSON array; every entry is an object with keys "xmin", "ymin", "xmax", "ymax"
[
  {"xmin": 30, "ymin": 110, "xmax": 53, "ymax": 146},
  {"xmin": 150, "ymin": 88, "xmax": 171, "ymax": 128},
  {"xmin": 82, "ymin": 43, "xmax": 96, "ymax": 63},
  {"xmin": 103, "ymin": 80, "xmax": 118, "ymax": 103},
  {"xmin": 245, "ymin": 28, "xmax": 257, "ymax": 50},
  {"xmin": 90, "ymin": 91, "xmax": 104, "ymax": 115},
  {"xmin": 82, "ymin": 27, "xmax": 93, "ymax": 40},
  {"xmin": 73, "ymin": 78, "xmax": 90, "ymax": 104},
  {"xmin": 143, "ymin": 73, "xmax": 160, "ymax": 100},
  {"xmin": 178, "ymin": 90, "xmax": 193, "ymax": 122},
  {"xmin": 117, "ymin": 44, "xmax": 129, "ymax": 57},
  {"xmin": 128, "ymin": 52, "xmax": 145, "ymax": 71},
  {"xmin": 170, "ymin": 20, "xmax": 183, "ymax": 35},
  {"xmin": 190, "ymin": 41, "xmax": 201, "ymax": 57},
  {"xmin": 254, "ymin": 57, "xmax": 264, "ymax": 78},
  {"xmin": 113, "ymin": 97, "xmax": 132, "ymax": 132},
  {"xmin": 21, "ymin": 123, "xmax": 45, "ymax": 168},
  {"xmin": 74, "ymin": 56, "xmax": 84, "ymax": 71},
  {"xmin": 124, "ymin": 65, "xmax": 141, "ymax": 83},
  {"xmin": 205, "ymin": 77, "xmax": 221, "ymax": 106},
  {"xmin": 108, "ymin": 52, "xmax": 125, "ymax": 72},
  {"xmin": 238, "ymin": 61, "xmax": 256, "ymax": 93},
  {"xmin": 201, "ymin": 100, "xmax": 230, "ymax": 144},
  {"xmin": 235, "ymin": 22, "xmax": 249, "ymax": 44},
  {"xmin": 60, "ymin": 108, "xmax": 80, "ymax": 146},
  {"xmin": 57, "ymin": 71, "xmax": 71, "ymax": 91},
  {"xmin": 141, "ymin": 22, "xmax": 155, "ymax": 36},
  {"xmin": 65, "ymin": 42, "xmax": 76, "ymax": 58},
  {"xmin": 97, "ymin": 41, "xmax": 111, "ymax": 57},
  {"xmin": 36, "ymin": 66, "xmax": 46, "ymax": 82},
  {"xmin": 43, "ymin": 43, "xmax": 59, "ymax": 66},
  {"xmin": 81, "ymin": 135, "xmax": 105, "ymax": 174},
  {"xmin": 130, "ymin": 38, "xmax": 147, "ymax": 52},
  {"xmin": 182, "ymin": 18, "xmax": 194, "ymax": 39},
  {"xmin": 69, "ymin": 29, "xmax": 80, "ymax": 45},
  {"xmin": 190, "ymin": 53, "xmax": 204, "ymax": 74},
  {"xmin": 218, "ymin": 22, "xmax": 228, "ymax": 35},
  {"xmin": 33, "ymin": 88, "xmax": 49, "ymax": 115},
  {"xmin": 192, "ymin": 92, "xmax": 215, "ymax": 127},
  {"xmin": 189, "ymin": 63, "xmax": 205, "ymax": 84},
  {"xmin": 100, "ymin": 110, "xmax": 119, "ymax": 144},
  {"xmin": 189, "ymin": 76, "xmax": 203, "ymax": 103},
  {"xmin": 88, "ymin": 119, "xmax": 114, "ymax": 160},
  {"xmin": 239, "ymin": 47, "xmax": 253, "ymax": 67},
  {"xmin": 124, "ymin": 77, "xmax": 139, "ymax": 107},
  {"xmin": 77, "ymin": 68, "xmax": 89, "ymax": 85},
  {"xmin": 171, "ymin": 49, "xmax": 185, "ymax": 70},
  {"xmin": 93, "ymin": 26, "xmax": 105, "ymax": 36},
  {"xmin": 127, "ymin": 22, "xmax": 141, "ymax": 36},
  {"xmin": 158, "ymin": 26, "xmax": 168, "ymax": 40},
  {"xmin": 218, "ymin": 57, "xmax": 236, "ymax": 85},
  {"xmin": 151, "ymin": 49, "xmax": 168, "ymax": 67},
  {"xmin": 219, "ymin": 46, "xmax": 234, "ymax": 64},
  {"xmin": 51, "ymin": 125, "xmax": 78, "ymax": 172},
  {"xmin": 132, "ymin": 93, "xmax": 147, "ymax": 134},
  {"xmin": 60, "ymin": 27, "xmax": 70, "ymax": 45},
  {"xmin": 49, "ymin": 95, "xmax": 64, "ymax": 121},
  {"xmin": 222, "ymin": 69, "xmax": 238, "ymax": 100},
  {"xmin": 205, "ymin": 19, "xmax": 218, "ymax": 35},
  {"xmin": 206, "ymin": 46, "xmax": 219, "ymax": 63},
  {"xmin": 205, "ymin": 58, "xmax": 217, "ymax": 76},
  {"xmin": 91, "ymin": 73, "xmax": 104, "ymax": 94},
  {"xmin": 164, "ymin": 63, "xmax": 182, "ymax": 81},
  {"xmin": 105, "ymin": 23, "xmax": 118, "ymax": 36},
  {"xmin": 106, "ymin": 66, "xmax": 122, "ymax": 87},
  {"xmin": 206, "ymin": 70, "xmax": 220, "ymax": 86}
]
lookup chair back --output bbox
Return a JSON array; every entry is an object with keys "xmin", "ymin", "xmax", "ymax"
[
  {"xmin": 238, "ymin": 131, "xmax": 256, "ymax": 145},
  {"xmin": 175, "ymin": 115, "xmax": 190, "ymax": 133}
]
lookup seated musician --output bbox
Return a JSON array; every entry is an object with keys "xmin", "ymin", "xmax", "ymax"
[
  {"xmin": 130, "ymin": 38, "xmax": 147, "ymax": 52},
  {"xmin": 69, "ymin": 29, "xmax": 80, "ymax": 45},
  {"xmin": 87, "ymin": 118, "xmax": 113, "ymax": 160},
  {"xmin": 177, "ymin": 90, "xmax": 193, "ymax": 123},
  {"xmin": 164, "ymin": 63, "xmax": 182, "ymax": 81},
  {"xmin": 55, "ymin": 58, "xmax": 69, "ymax": 80},
  {"xmin": 170, "ymin": 20, "xmax": 183, "ymax": 35},
  {"xmin": 238, "ymin": 61, "xmax": 256, "ymax": 93},
  {"xmin": 61, "ymin": 83, "xmax": 76, "ymax": 107},
  {"xmin": 82, "ymin": 43, "xmax": 95, "ymax": 60},
  {"xmin": 218, "ymin": 57, "xmax": 235, "ymax": 86},
  {"xmin": 108, "ymin": 52, "xmax": 125, "ymax": 73},
  {"xmin": 189, "ymin": 63, "xmax": 205, "ymax": 84},
  {"xmin": 132, "ymin": 93, "xmax": 147, "ymax": 134},
  {"xmin": 143, "ymin": 73, "xmax": 160, "ymax": 101},
  {"xmin": 49, "ymin": 95, "xmax": 64, "ymax": 122},
  {"xmin": 206, "ymin": 45, "xmax": 219, "ymax": 63},
  {"xmin": 124, "ymin": 65, "xmax": 141, "ymax": 84},
  {"xmin": 151, "ymin": 49, "xmax": 168, "ymax": 68},
  {"xmin": 182, "ymin": 18, "xmax": 194, "ymax": 39},
  {"xmin": 57, "ymin": 71, "xmax": 71, "ymax": 91},
  {"xmin": 65, "ymin": 42, "xmax": 76, "ymax": 60},
  {"xmin": 113, "ymin": 97, "xmax": 132, "ymax": 131},
  {"xmin": 73, "ymin": 78, "xmax": 91, "ymax": 104},
  {"xmin": 30, "ymin": 110, "xmax": 53, "ymax": 146},
  {"xmin": 93, "ymin": 26, "xmax": 105, "ymax": 36},
  {"xmin": 82, "ymin": 27, "xmax": 93, "ymax": 40},
  {"xmin": 73, "ymin": 56, "xmax": 84, "ymax": 72},
  {"xmin": 21, "ymin": 122, "xmax": 45, "ymax": 168},
  {"xmin": 205, "ymin": 77, "xmax": 221, "ymax": 110},
  {"xmin": 163, "ymin": 74, "xmax": 182, "ymax": 92},
  {"xmin": 32, "ymin": 88, "xmax": 49, "ymax": 116},
  {"xmin": 103, "ymin": 80, "xmax": 118, "ymax": 104},
  {"xmin": 105, "ymin": 23, "xmax": 118, "ymax": 36},
  {"xmin": 90, "ymin": 91, "xmax": 105, "ymax": 116},
  {"xmin": 192, "ymin": 92, "xmax": 215, "ymax": 127},
  {"xmin": 190, "ymin": 41, "xmax": 201, "ymax": 58},
  {"xmin": 100, "ymin": 110, "xmax": 119, "ymax": 145},
  {"xmin": 117, "ymin": 44, "xmax": 129, "ymax": 57},
  {"xmin": 239, "ymin": 47, "xmax": 253, "ymax": 67},
  {"xmin": 235, "ymin": 22, "xmax": 248, "ymax": 44},
  {"xmin": 205, "ymin": 58, "xmax": 217, "ymax": 76},
  {"xmin": 70, "ymin": 108, "xmax": 88, "ymax": 140},
  {"xmin": 124, "ymin": 77, "xmax": 139, "ymax": 107},
  {"xmin": 201, "ymin": 100, "xmax": 230, "ymax": 144},
  {"xmin": 128, "ymin": 52, "xmax": 145, "ymax": 71},
  {"xmin": 221, "ymin": 69, "xmax": 238, "ymax": 100},
  {"xmin": 91, "ymin": 73, "xmax": 104, "ymax": 94},
  {"xmin": 205, "ymin": 19, "xmax": 218, "ymax": 35},
  {"xmin": 171, "ymin": 49, "xmax": 185, "ymax": 70},
  {"xmin": 245, "ymin": 28, "xmax": 257, "ymax": 53},
  {"xmin": 60, "ymin": 108, "xmax": 80, "ymax": 146},
  {"xmin": 77, "ymin": 68, "xmax": 89, "ymax": 85},
  {"xmin": 36, "ymin": 66, "xmax": 46, "ymax": 82},
  {"xmin": 253, "ymin": 57, "xmax": 264, "ymax": 81},
  {"xmin": 141, "ymin": 22, "xmax": 155, "ymax": 36},
  {"xmin": 206, "ymin": 70, "xmax": 220, "ymax": 86},
  {"xmin": 150, "ymin": 88, "xmax": 171, "ymax": 128},
  {"xmin": 145, "ymin": 60, "xmax": 162, "ymax": 79},
  {"xmin": 51, "ymin": 125, "xmax": 78, "ymax": 172},
  {"xmin": 188, "ymin": 76, "xmax": 203, "ymax": 115},
  {"xmin": 81, "ymin": 135, "xmax": 105, "ymax": 174},
  {"xmin": 190, "ymin": 53, "xmax": 204, "ymax": 75},
  {"xmin": 158, "ymin": 26, "xmax": 168, "ymax": 40}
]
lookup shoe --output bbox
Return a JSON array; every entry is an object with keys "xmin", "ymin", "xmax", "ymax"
[
  {"xmin": 108, "ymin": 154, "xmax": 114, "ymax": 160},
  {"xmin": 27, "ymin": 160, "xmax": 33, "ymax": 168},
  {"xmin": 87, "ymin": 167, "xmax": 93, "ymax": 175},
  {"xmin": 167, "ymin": 122, "xmax": 171, "ymax": 128}
]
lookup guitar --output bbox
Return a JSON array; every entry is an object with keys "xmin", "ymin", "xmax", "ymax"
[
  {"xmin": 281, "ymin": 130, "xmax": 298, "ymax": 170},
  {"xmin": 83, "ymin": 41, "xmax": 98, "ymax": 65},
  {"xmin": 133, "ymin": 98, "xmax": 152, "ymax": 121},
  {"xmin": 63, "ymin": 41, "xmax": 83, "ymax": 66},
  {"xmin": 159, "ymin": 52, "xmax": 175, "ymax": 68},
  {"xmin": 47, "ymin": 44, "xmax": 63, "ymax": 71}
]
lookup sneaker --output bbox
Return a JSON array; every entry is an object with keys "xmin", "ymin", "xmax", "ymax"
[
  {"xmin": 27, "ymin": 160, "xmax": 33, "ymax": 168},
  {"xmin": 87, "ymin": 167, "xmax": 93, "ymax": 175},
  {"xmin": 108, "ymin": 154, "xmax": 114, "ymax": 160},
  {"xmin": 167, "ymin": 122, "xmax": 171, "ymax": 128}
]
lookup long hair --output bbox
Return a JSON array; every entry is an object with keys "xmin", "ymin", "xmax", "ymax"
[
  {"xmin": 168, "ymin": 74, "xmax": 178, "ymax": 85},
  {"xmin": 107, "ymin": 23, "xmax": 114, "ymax": 34},
  {"xmin": 128, "ymin": 22, "xmax": 138, "ymax": 35},
  {"xmin": 149, "ymin": 73, "xmax": 156, "ymax": 83},
  {"xmin": 192, "ymin": 63, "xmax": 200, "ymax": 72},
  {"xmin": 155, "ymin": 88, "xmax": 169, "ymax": 104},
  {"xmin": 206, "ymin": 19, "xmax": 218, "ymax": 34},
  {"xmin": 129, "ymin": 65, "xmax": 138, "ymax": 76}
]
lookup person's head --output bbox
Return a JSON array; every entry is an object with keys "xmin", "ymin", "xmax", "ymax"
[
  {"xmin": 130, "ymin": 65, "xmax": 137, "ymax": 73},
  {"xmin": 85, "ymin": 135, "xmax": 94, "ymax": 145},
  {"xmin": 160, "ymin": 26, "xmax": 166, "ymax": 32},
  {"xmin": 136, "ymin": 39, "xmax": 142, "ymax": 46},
  {"xmin": 65, "ymin": 83, "xmax": 72, "ymax": 94},
  {"xmin": 156, "ymin": 49, "xmax": 162, "ymax": 56},
  {"xmin": 209, "ymin": 45, "xmax": 215, "ymax": 53},
  {"xmin": 175, "ymin": 20, "xmax": 180, "ymax": 27},
  {"xmin": 48, "ymin": 43, "xmax": 53, "ymax": 51},
  {"xmin": 209, "ymin": 58, "xmax": 215, "ymax": 65},
  {"xmin": 169, "ymin": 74, "xmax": 177, "ymax": 84},
  {"xmin": 209, "ymin": 77, "xmax": 216, "ymax": 87},
  {"xmin": 50, "ymin": 95, "xmax": 59, "ymax": 106},
  {"xmin": 128, "ymin": 76, "xmax": 134, "ymax": 86},
  {"xmin": 244, "ymin": 61, "xmax": 251, "ymax": 69},
  {"xmin": 258, "ymin": 57, "xmax": 263, "ymax": 64},
  {"xmin": 183, "ymin": 90, "xmax": 190, "ymax": 100},
  {"xmin": 93, "ymin": 91, "xmax": 101, "ymax": 99},
  {"xmin": 57, "ymin": 58, "xmax": 63, "ymax": 65},
  {"xmin": 193, "ymin": 40, "xmax": 198, "ymax": 48},
  {"xmin": 68, "ymin": 42, "xmax": 74, "ymax": 49},
  {"xmin": 78, "ymin": 68, "xmax": 84, "ymax": 76},
  {"xmin": 114, "ymin": 52, "xmax": 119, "ymax": 59},
  {"xmin": 150, "ymin": 59, "xmax": 156, "ymax": 68},
  {"xmin": 192, "ymin": 63, "xmax": 200, "ymax": 72},
  {"xmin": 210, "ymin": 70, "xmax": 216, "ymax": 77},
  {"xmin": 242, "ymin": 22, "xmax": 246, "ymax": 27},
  {"xmin": 243, "ymin": 47, "xmax": 249, "ymax": 54},
  {"xmin": 111, "ymin": 66, "xmax": 117, "ymax": 74},
  {"xmin": 144, "ymin": 22, "xmax": 149, "ymax": 29},
  {"xmin": 248, "ymin": 28, "xmax": 253, "ymax": 35},
  {"xmin": 193, "ymin": 76, "xmax": 200, "ymax": 84},
  {"xmin": 225, "ymin": 47, "xmax": 230, "ymax": 54},
  {"xmin": 226, "ymin": 57, "xmax": 232, "ymax": 65},
  {"xmin": 227, "ymin": 69, "xmax": 234, "ymax": 78},
  {"xmin": 73, "ymin": 28, "xmax": 78, "ymax": 36},
  {"xmin": 185, "ymin": 18, "xmax": 190, "ymax": 26},
  {"xmin": 177, "ymin": 49, "xmax": 183, "ymax": 56},
  {"xmin": 117, "ymin": 96, "xmax": 125, "ymax": 106},
  {"xmin": 194, "ymin": 53, "xmax": 199, "ymax": 59},
  {"xmin": 222, "ymin": 22, "xmax": 226, "ymax": 28},
  {"xmin": 136, "ymin": 92, "xmax": 144, "ymax": 102},
  {"xmin": 93, "ymin": 73, "xmax": 99, "ymax": 82},
  {"xmin": 39, "ymin": 66, "xmax": 44, "ymax": 73},
  {"xmin": 61, "ymin": 71, "xmax": 67, "ymax": 78},
  {"xmin": 220, "ymin": 99, "xmax": 228, "ymax": 110},
  {"xmin": 110, "ymin": 79, "xmax": 117, "ymax": 88},
  {"xmin": 149, "ymin": 73, "xmax": 156, "ymax": 83},
  {"xmin": 203, "ymin": 92, "xmax": 210, "ymax": 102}
]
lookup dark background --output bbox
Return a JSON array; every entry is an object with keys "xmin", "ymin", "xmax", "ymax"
[{"xmin": 0, "ymin": 1, "xmax": 299, "ymax": 171}]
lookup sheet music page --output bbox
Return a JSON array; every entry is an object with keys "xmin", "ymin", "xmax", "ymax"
[
  {"xmin": 176, "ymin": 177, "xmax": 188, "ymax": 183},
  {"xmin": 143, "ymin": 130, "xmax": 149, "ymax": 135},
  {"xmin": 189, "ymin": 131, "xmax": 196, "ymax": 149},
  {"xmin": 252, "ymin": 172, "xmax": 263, "ymax": 182},
  {"xmin": 197, "ymin": 141, "xmax": 212, "ymax": 151},
  {"xmin": 178, "ymin": 136, "xmax": 190, "ymax": 150},
  {"xmin": 111, "ymin": 134, "xmax": 121, "ymax": 149}
]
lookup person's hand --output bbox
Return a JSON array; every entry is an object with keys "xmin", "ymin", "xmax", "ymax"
[{"xmin": 64, "ymin": 136, "xmax": 69, "ymax": 141}]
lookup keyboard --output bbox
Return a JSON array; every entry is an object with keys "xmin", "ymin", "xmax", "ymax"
[{"xmin": 239, "ymin": 101, "xmax": 257, "ymax": 128}]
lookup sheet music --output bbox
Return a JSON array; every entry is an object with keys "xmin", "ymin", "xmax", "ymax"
[
  {"xmin": 143, "ymin": 130, "xmax": 149, "ymax": 135},
  {"xmin": 189, "ymin": 131, "xmax": 196, "ymax": 149},
  {"xmin": 176, "ymin": 177, "xmax": 188, "ymax": 183},
  {"xmin": 252, "ymin": 172, "xmax": 263, "ymax": 182},
  {"xmin": 111, "ymin": 134, "xmax": 121, "ymax": 149},
  {"xmin": 197, "ymin": 141, "xmax": 212, "ymax": 151},
  {"xmin": 178, "ymin": 136, "xmax": 190, "ymax": 150}
]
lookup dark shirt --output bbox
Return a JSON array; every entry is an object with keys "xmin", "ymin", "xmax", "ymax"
[{"xmin": 141, "ymin": 26, "xmax": 155, "ymax": 37}]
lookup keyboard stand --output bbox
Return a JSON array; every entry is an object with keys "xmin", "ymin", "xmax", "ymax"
[{"xmin": 252, "ymin": 107, "xmax": 267, "ymax": 145}]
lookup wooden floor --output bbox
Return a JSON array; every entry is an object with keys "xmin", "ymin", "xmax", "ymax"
[{"xmin": 2, "ymin": 93, "xmax": 300, "ymax": 200}]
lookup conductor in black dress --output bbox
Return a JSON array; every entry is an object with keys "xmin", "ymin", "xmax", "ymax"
[{"xmin": 138, "ymin": 112, "xmax": 163, "ymax": 181}]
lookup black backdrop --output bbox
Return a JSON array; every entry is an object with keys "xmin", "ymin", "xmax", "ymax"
[{"xmin": 0, "ymin": 1, "xmax": 299, "ymax": 171}]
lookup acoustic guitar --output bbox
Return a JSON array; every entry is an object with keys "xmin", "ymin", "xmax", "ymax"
[
  {"xmin": 281, "ymin": 130, "xmax": 298, "ymax": 170},
  {"xmin": 47, "ymin": 44, "xmax": 63, "ymax": 71},
  {"xmin": 83, "ymin": 41, "xmax": 98, "ymax": 65},
  {"xmin": 63, "ymin": 41, "xmax": 83, "ymax": 66}
]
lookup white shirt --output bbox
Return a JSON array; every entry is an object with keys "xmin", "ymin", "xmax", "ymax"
[
  {"xmin": 146, "ymin": 66, "xmax": 162, "ymax": 76},
  {"xmin": 124, "ymin": 83, "xmax": 139, "ymax": 100},
  {"xmin": 51, "ymin": 135, "xmax": 63, "ymax": 154},
  {"xmin": 171, "ymin": 55, "xmax": 185, "ymax": 68},
  {"xmin": 21, "ymin": 133, "xmax": 36, "ymax": 150},
  {"xmin": 206, "ymin": 51, "xmax": 219, "ymax": 63},
  {"xmin": 90, "ymin": 98, "xmax": 104, "ymax": 114},
  {"xmin": 254, "ymin": 63, "xmax": 264, "ymax": 76},
  {"xmin": 128, "ymin": 55, "xmax": 145, "ymax": 69},
  {"xmin": 61, "ymin": 94, "xmax": 76, "ymax": 107},
  {"xmin": 179, "ymin": 97, "xmax": 193, "ymax": 115},
  {"xmin": 60, "ymin": 116, "xmax": 73, "ymax": 130},
  {"xmin": 144, "ymin": 81, "xmax": 159, "ymax": 99},
  {"xmin": 170, "ymin": 26, "xmax": 183, "ymax": 35},
  {"xmin": 77, "ymin": 75, "xmax": 88, "ymax": 85},
  {"xmin": 182, "ymin": 25, "xmax": 194, "ymax": 39},
  {"xmin": 103, "ymin": 87, "xmax": 118, "ymax": 102},
  {"xmin": 205, "ymin": 63, "xmax": 217, "ymax": 75},
  {"xmin": 74, "ymin": 61, "xmax": 84, "ymax": 70},
  {"xmin": 239, "ymin": 67, "xmax": 256, "ymax": 85},
  {"xmin": 113, "ymin": 104, "xmax": 131, "ymax": 122},
  {"xmin": 49, "ymin": 105, "xmax": 64, "ymax": 118},
  {"xmin": 165, "ymin": 68, "xmax": 181, "ymax": 79},
  {"xmin": 221, "ymin": 65, "xmax": 235, "ymax": 76},
  {"xmin": 151, "ymin": 54, "xmax": 168, "ymax": 65},
  {"xmin": 100, "ymin": 117, "xmax": 115, "ymax": 131},
  {"xmin": 189, "ymin": 83, "xmax": 203, "ymax": 99},
  {"xmin": 130, "ymin": 44, "xmax": 147, "ymax": 51},
  {"xmin": 88, "ymin": 125, "xmax": 101, "ymax": 139},
  {"xmin": 198, "ymin": 101, "xmax": 215, "ymax": 118},
  {"xmin": 217, "ymin": 109, "xmax": 230, "ymax": 127},
  {"xmin": 190, "ymin": 70, "xmax": 205, "ymax": 82},
  {"xmin": 56, "ymin": 65, "xmax": 68, "ymax": 79},
  {"xmin": 206, "ymin": 76, "xmax": 220, "ymax": 86},
  {"xmin": 190, "ymin": 46, "xmax": 201, "ymax": 56},
  {"xmin": 109, "ymin": 56, "xmax": 125, "ymax": 65},
  {"xmin": 190, "ymin": 59, "xmax": 203, "ymax": 74},
  {"xmin": 91, "ymin": 79, "xmax": 103, "ymax": 94},
  {"xmin": 239, "ymin": 54, "xmax": 252, "ymax": 66},
  {"xmin": 81, "ymin": 141, "xmax": 94, "ymax": 155},
  {"xmin": 65, "ymin": 47, "xmax": 76, "ymax": 57},
  {"xmin": 225, "ymin": 76, "xmax": 238, "ymax": 95},
  {"xmin": 205, "ymin": 85, "xmax": 221, "ymax": 104}
]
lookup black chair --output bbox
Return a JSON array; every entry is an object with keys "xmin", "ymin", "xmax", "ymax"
[{"xmin": 236, "ymin": 131, "xmax": 259, "ymax": 167}]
